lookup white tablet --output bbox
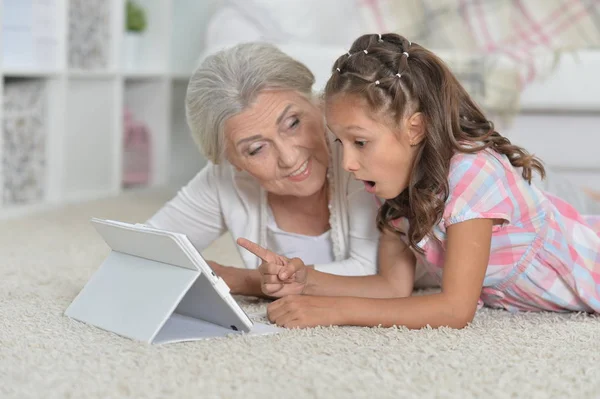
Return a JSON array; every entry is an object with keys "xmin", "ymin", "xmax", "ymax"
[{"xmin": 64, "ymin": 218, "xmax": 260, "ymax": 344}]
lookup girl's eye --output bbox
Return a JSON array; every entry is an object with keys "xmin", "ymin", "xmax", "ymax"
[
  {"xmin": 334, "ymin": 138, "xmax": 342, "ymax": 144},
  {"xmin": 248, "ymin": 145, "xmax": 264, "ymax": 156},
  {"xmin": 355, "ymin": 140, "xmax": 367, "ymax": 148}
]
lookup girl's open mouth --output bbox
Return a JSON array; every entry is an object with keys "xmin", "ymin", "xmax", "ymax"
[{"xmin": 363, "ymin": 180, "xmax": 376, "ymax": 193}]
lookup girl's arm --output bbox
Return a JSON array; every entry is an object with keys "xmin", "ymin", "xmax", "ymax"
[
  {"xmin": 268, "ymin": 218, "xmax": 493, "ymax": 329},
  {"xmin": 237, "ymin": 228, "xmax": 416, "ymax": 298},
  {"xmin": 303, "ymin": 229, "xmax": 416, "ymax": 297}
]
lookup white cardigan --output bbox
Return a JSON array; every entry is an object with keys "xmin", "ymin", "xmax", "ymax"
[{"xmin": 147, "ymin": 140, "xmax": 380, "ymax": 276}]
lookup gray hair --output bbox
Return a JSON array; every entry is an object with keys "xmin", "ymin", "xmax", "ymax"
[{"xmin": 185, "ymin": 42, "xmax": 315, "ymax": 164}]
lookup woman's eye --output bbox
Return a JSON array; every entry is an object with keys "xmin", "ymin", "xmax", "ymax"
[
  {"xmin": 355, "ymin": 140, "xmax": 367, "ymax": 148},
  {"xmin": 288, "ymin": 117, "xmax": 300, "ymax": 130},
  {"xmin": 333, "ymin": 138, "xmax": 342, "ymax": 144},
  {"xmin": 248, "ymin": 145, "xmax": 264, "ymax": 156}
]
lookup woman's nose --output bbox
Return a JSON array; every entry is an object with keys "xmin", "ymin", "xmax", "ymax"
[{"xmin": 277, "ymin": 143, "xmax": 299, "ymax": 169}]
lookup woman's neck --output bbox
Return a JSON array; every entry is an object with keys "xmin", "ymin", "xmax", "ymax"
[
  {"xmin": 270, "ymin": 181, "xmax": 328, "ymax": 213},
  {"xmin": 267, "ymin": 181, "xmax": 330, "ymax": 235}
]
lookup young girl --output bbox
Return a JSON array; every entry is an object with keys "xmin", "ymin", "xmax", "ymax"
[{"xmin": 237, "ymin": 33, "xmax": 600, "ymax": 329}]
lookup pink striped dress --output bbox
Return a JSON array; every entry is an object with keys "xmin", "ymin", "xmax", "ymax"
[{"xmin": 392, "ymin": 149, "xmax": 600, "ymax": 313}]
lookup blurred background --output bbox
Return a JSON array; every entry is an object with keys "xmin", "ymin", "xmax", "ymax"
[{"xmin": 0, "ymin": 0, "xmax": 599, "ymax": 219}]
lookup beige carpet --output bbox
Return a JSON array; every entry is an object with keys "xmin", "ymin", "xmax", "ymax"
[{"xmin": 1, "ymin": 188, "xmax": 599, "ymax": 399}]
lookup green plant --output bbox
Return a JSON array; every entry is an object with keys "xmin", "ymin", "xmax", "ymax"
[{"xmin": 126, "ymin": 0, "xmax": 147, "ymax": 32}]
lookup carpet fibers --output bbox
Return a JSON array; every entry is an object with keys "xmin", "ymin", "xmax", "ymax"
[{"xmin": 1, "ymin": 189, "xmax": 598, "ymax": 399}]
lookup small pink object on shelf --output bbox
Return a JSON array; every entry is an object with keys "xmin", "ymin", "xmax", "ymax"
[{"xmin": 122, "ymin": 108, "xmax": 152, "ymax": 187}]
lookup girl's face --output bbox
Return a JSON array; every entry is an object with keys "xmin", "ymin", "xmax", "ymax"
[
  {"xmin": 325, "ymin": 94, "xmax": 424, "ymax": 200},
  {"xmin": 225, "ymin": 90, "xmax": 329, "ymax": 197}
]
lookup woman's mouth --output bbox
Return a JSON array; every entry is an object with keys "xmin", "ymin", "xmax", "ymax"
[
  {"xmin": 287, "ymin": 158, "xmax": 311, "ymax": 182},
  {"xmin": 362, "ymin": 180, "xmax": 376, "ymax": 193}
]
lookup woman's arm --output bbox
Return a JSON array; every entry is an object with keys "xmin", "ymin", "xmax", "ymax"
[
  {"xmin": 147, "ymin": 164, "xmax": 267, "ymax": 296},
  {"xmin": 146, "ymin": 163, "xmax": 226, "ymax": 247},
  {"xmin": 209, "ymin": 262, "xmax": 265, "ymax": 297},
  {"xmin": 268, "ymin": 218, "xmax": 492, "ymax": 329}
]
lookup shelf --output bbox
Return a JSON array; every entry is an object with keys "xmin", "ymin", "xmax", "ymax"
[
  {"xmin": 68, "ymin": 69, "xmax": 119, "ymax": 79},
  {"xmin": 0, "ymin": 0, "xmax": 219, "ymax": 218},
  {"xmin": 123, "ymin": 71, "xmax": 167, "ymax": 80},
  {"xmin": 63, "ymin": 79, "xmax": 120, "ymax": 198},
  {"xmin": 121, "ymin": 0, "xmax": 171, "ymax": 75},
  {"xmin": 68, "ymin": 0, "xmax": 113, "ymax": 71},
  {"xmin": 68, "ymin": 70, "xmax": 168, "ymax": 79},
  {"xmin": 2, "ymin": 0, "xmax": 62, "ymax": 76},
  {"xmin": 2, "ymin": 78, "xmax": 48, "ymax": 208},
  {"xmin": 3, "ymin": 69, "xmax": 61, "ymax": 78},
  {"xmin": 124, "ymin": 79, "xmax": 171, "ymax": 187}
]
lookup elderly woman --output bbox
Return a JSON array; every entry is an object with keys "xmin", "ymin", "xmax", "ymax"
[{"xmin": 147, "ymin": 42, "xmax": 395, "ymax": 296}]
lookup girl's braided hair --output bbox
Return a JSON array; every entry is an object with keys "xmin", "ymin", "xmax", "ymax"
[{"xmin": 325, "ymin": 33, "xmax": 545, "ymax": 252}]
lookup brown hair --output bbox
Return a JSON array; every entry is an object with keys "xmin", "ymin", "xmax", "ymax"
[{"xmin": 324, "ymin": 33, "xmax": 545, "ymax": 252}]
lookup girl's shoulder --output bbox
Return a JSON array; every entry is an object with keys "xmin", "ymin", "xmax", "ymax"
[
  {"xmin": 447, "ymin": 147, "xmax": 519, "ymax": 192},
  {"xmin": 449, "ymin": 147, "xmax": 509, "ymax": 178},
  {"xmin": 443, "ymin": 148, "xmax": 518, "ymax": 227}
]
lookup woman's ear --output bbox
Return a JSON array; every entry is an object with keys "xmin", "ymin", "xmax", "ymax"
[{"xmin": 407, "ymin": 112, "xmax": 425, "ymax": 146}]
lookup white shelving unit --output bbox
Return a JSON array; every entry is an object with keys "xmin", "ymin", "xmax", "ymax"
[{"xmin": 0, "ymin": 0, "xmax": 217, "ymax": 218}]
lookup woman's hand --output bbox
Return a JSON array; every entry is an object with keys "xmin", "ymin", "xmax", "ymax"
[
  {"xmin": 206, "ymin": 260, "xmax": 225, "ymax": 275},
  {"xmin": 206, "ymin": 260, "xmax": 242, "ymax": 293},
  {"xmin": 236, "ymin": 238, "xmax": 309, "ymax": 297},
  {"xmin": 206, "ymin": 260, "xmax": 261, "ymax": 297}
]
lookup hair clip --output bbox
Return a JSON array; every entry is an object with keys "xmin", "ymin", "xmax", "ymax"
[
  {"xmin": 347, "ymin": 52, "xmax": 352, "ymax": 57},
  {"xmin": 408, "ymin": 40, "xmax": 412, "ymax": 46},
  {"xmin": 375, "ymin": 80, "xmax": 380, "ymax": 85},
  {"xmin": 403, "ymin": 51, "xmax": 409, "ymax": 58},
  {"xmin": 336, "ymin": 67, "xmax": 341, "ymax": 72},
  {"xmin": 363, "ymin": 49, "xmax": 369, "ymax": 54},
  {"xmin": 395, "ymin": 73, "xmax": 402, "ymax": 78},
  {"xmin": 378, "ymin": 34, "xmax": 383, "ymax": 42}
]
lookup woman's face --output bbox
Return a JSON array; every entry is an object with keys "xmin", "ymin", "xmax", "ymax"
[{"xmin": 225, "ymin": 90, "xmax": 329, "ymax": 197}]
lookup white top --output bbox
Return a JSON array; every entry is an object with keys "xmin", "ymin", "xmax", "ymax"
[
  {"xmin": 147, "ymin": 137, "xmax": 380, "ymax": 276},
  {"xmin": 266, "ymin": 205, "xmax": 335, "ymax": 265}
]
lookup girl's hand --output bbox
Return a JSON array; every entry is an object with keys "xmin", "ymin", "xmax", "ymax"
[
  {"xmin": 236, "ymin": 238, "xmax": 308, "ymax": 297},
  {"xmin": 267, "ymin": 295, "xmax": 342, "ymax": 328}
]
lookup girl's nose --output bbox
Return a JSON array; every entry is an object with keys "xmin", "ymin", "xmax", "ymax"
[{"xmin": 342, "ymin": 150, "xmax": 359, "ymax": 172}]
